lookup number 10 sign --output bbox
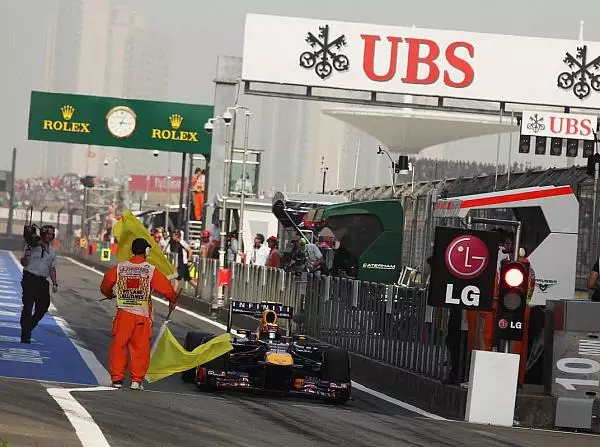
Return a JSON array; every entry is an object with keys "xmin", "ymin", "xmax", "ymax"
[{"xmin": 551, "ymin": 332, "xmax": 600, "ymax": 398}]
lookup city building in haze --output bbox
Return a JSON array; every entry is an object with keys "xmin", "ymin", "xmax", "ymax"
[{"xmin": 41, "ymin": 0, "xmax": 171, "ymax": 180}]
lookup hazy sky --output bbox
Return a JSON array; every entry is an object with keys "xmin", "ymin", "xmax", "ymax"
[{"xmin": 3, "ymin": 0, "xmax": 600, "ymax": 180}]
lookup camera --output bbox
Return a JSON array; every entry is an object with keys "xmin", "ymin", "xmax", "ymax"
[
  {"xmin": 153, "ymin": 150, "xmax": 159, "ymax": 157},
  {"xmin": 21, "ymin": 224, "xmax": 41, "ymax": 267},
  {"xmin": 204, "ymin": 121, "xmax": 214, "ymax": 134},
  {"xmin": 223, "ymin": 109, "xmax": 233, "ymax": 124},
  {"xmin": 23, "ymin": 223, "xmax": 41, "ymax": 247}
]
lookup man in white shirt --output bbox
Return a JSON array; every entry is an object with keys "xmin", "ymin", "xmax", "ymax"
[
  {"xmin": 19, "ymin": 225, "xmax": 58, "ymax": 343},
  {"xmin": 169, "ymin": 230, "xmax": 197, "ymax": 289},
  {"xmin": 249, "ymin": 234, "xmax": 270, "ymax": 266}
]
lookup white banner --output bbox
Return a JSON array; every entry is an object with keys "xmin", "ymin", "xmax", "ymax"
[
  {"xmin": 521, "ymin": 111, "xmax": 598, "ymax": 140},
  {"xmin": 242, "ymin": 14, "xmax": 600, "ymax": 109}
]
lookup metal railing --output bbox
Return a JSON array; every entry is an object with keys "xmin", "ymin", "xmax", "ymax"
[
  {"xmin": 186, "ymin": 259, "xmax": 452, "ymax": 381},
  {"xmin": 63, "ymin": 235, "xmax": 454, "ymax": 382}
]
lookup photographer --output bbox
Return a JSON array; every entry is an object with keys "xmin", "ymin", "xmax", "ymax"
[{"xmin": 20, "ymin": 225, "xmax": 58, "ymax": 343}]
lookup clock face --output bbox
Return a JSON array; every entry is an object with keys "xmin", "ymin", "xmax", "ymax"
[{"xmin": 106, "ymin": 106, "xmax": 137, "ymax": 139}]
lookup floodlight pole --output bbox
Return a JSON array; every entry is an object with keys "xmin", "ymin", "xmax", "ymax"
[
  {"xmin": 377, "ymin": 146, "xmax": 396, "ymax": 196},
  {"xmin": 591, "ymin": 132, "xmax": 600, "ymax": 261},
  {"xmin": 6, "ymin": 147, "xmax": 16, "ymax": 236}
]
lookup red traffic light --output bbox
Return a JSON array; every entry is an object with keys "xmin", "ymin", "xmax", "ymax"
[
  {"xmin": 504, "ymin": 266, "xmax": 525, "ymax": 287},
  {"xmin": 500, "ymin": 262, "xmax": 527, "ymax": 288}
]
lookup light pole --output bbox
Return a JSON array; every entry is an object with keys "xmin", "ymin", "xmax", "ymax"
[
  {"xmin": 377, "ymin": 146, "xmax": 409, "ymax": 197},
  {"xmin": 233, "ymin": 107, "xmax": 251, "ymax": 259},
  {"xmin": 205, "ymin": 110, "xmax": 233, "ymax": 311},
  {"xmin": 377, "ymin": 146, "xmax": 397, "ymax": 196},
  {"xmin": 407, "ymin": 162, "xmax": 416, "ymax": 193},
  {"xmin": 320, "ymin": 156, "xmax": 329, "ymax": 194}
]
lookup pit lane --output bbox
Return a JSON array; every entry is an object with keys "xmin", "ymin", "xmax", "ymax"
[{"xmin": 2, "ymin": 255, "xmax": 599, "ymax": 446}]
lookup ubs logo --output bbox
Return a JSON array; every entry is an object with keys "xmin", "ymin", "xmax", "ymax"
[{"xmin": 444, "ymin": 235, "xmax": 489, "ymax": 280}]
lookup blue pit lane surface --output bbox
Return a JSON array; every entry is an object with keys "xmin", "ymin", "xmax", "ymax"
[{"xmin": 0, "ymin": 250, "xmax": 99, "ymax": 385}]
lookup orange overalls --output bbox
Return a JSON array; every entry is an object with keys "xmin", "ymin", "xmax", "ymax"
[
  {"xmin": 467, "ymin": 257, "xmax": 535, "ymax": 385},
  {"xmin": 467, "ymin": 271, "xmax": 499, "ymax": 352},
  {"xmin": 191, "ymin": 173, "xmax": 205, "ymax": 221},
  {"xmin": 100, "ymin": 256, "xmax": 177, "ymax": 384},
  {"xmin": 512, "ymin": 257, "xmax": 535, "ymax": 384}
]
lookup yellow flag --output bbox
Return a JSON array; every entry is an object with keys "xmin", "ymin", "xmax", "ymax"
[
  {"xmin": 113, "ymin": 210, "xmax": 177, "ymax": 279},
  {"xmin": 146, "ymin": 323, "xmax": 233, "ymax": 383}
]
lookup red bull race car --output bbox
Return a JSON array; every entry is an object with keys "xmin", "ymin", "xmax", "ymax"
[{"xmin": 181, "ymin": 300, "xmax": 351, "ymax": 404}]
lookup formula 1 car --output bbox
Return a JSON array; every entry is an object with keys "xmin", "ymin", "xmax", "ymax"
[{"xmin": 181, "ymin": 300, "xmax": 351, "ymax": 404}]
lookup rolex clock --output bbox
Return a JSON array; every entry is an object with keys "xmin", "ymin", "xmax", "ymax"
[{"xmin": 106, "ymin": 106, "xmax": 137, "ymax": 139}]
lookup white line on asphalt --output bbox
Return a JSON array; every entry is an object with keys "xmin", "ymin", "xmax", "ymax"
[
  {"xmin": 350, "ymin": 381, "xmax": 446, "ymax": 420},
  {"xmin": 0, "ymin": 302, "xmax": 20, "ymax": 308},
  {"xmin": 64, "ymin": 256, "xmax": 445, "ymax": 420},
  {"xmin": 46, "ymin": 386, "xmax": 116, "ymax": 447},
  {"xmin": 8, "ymin": 252, "xmax": 111, "ymax": 386},
  {"xmin": 0, "ymin": 375, "xmax": 107, "ymax": 387}
]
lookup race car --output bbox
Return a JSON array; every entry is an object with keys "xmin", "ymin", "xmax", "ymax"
[{"xmin": 181, "ymin": 300, "xmax": 351, "ymax": 404}]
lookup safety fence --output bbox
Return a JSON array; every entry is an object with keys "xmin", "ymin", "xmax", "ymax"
[
  {"xmin": 176, "ymin": 255, "xmax": 452, "ymax": 382},
  {"xmin": 64, "ymin": 239, "xmax": 454, "ymax": 382}
]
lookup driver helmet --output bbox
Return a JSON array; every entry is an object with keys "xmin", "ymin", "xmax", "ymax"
[{"xmin": 258, "ymin": 309, "xmax": 282, "ymax": 340}]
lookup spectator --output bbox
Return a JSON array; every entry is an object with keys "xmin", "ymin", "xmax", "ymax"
[
  {"xmin": 169, "ymin": 230, "xmax": 197, "ymax": 290},
  {"xmin": 249, "ymin": 234, "xmax": 270, "ymax": 266},
  {"xmin": 266, "ymin": 236, "xmax": 281, "ymax": 268},
  {"xmin": 227, "ymin": 232, "xmax": 239, "ymax": 264}
]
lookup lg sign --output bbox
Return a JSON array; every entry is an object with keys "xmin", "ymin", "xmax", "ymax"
[
  {"xmin": 427, "ymin": 227, "xmax": 498, "ymax": 311},
  {"xmin": 444, "ymin": 235, "xmax": 489, "ymax": 306}
]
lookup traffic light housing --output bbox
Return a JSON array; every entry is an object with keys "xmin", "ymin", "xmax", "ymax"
[
  {"xmin": 549, "ymin": 137, "xmax": 562, "ymax": 156},
  {"xmin": 80, "ymin": 175, "xmax": 96, "ymax": 188},
  {"xmin": 566, "ymin": 139, "xmax": 579, "ymax": 157},
  {"xmin": 495, "ymin": 261, "xmax": 529, "ymax": 341},
  {"xmin": 518, "ymin": 135, "xmax": 531, "ymax": 153}
]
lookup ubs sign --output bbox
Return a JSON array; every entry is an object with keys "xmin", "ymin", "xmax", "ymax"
[
  {"xmin": 521, "ymin": 111, "xmax": 598, "ymax": 141},
  {"xmin": 427, "ymin": 227, "xmax": 499, "ymax": 310},
  {"xmin": 242, "ymin": 14, "xmax": 600, "ymax": 109}
]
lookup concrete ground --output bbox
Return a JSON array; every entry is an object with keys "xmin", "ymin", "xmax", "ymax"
[{"xmin": 1, "ymin": 254, "xmax": 599, "ymax": 447}]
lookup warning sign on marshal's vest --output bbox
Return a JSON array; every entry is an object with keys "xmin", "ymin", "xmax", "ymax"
[{"xmin": 427, "ymin": 227, "xmax": 499, "ymax": 311}]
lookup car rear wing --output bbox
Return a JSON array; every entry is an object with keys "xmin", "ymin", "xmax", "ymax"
[
  {"xmin": 227, "ymin": 300, "xmax": 294, "ymax": 334},
  {"xmin": 230, "ymin": 300, "xmax": 294, "ymax": 319},
  {"xmin": 227, "ymin": 300, "xmax": 294, "ymax": 335}
]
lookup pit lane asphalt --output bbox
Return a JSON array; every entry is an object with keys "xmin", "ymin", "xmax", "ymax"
[{"xmin": 2, "ymin": 256, "xmax": 600, "ymax": 447}]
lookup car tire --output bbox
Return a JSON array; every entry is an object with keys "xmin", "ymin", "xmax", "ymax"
[
  {"xmin": 321, "ymin": 348, "xmax": 351, "ymax": 404},
  {"xmin": 181, "ymin": 331, "xmax": 214, "ymax": 383}
]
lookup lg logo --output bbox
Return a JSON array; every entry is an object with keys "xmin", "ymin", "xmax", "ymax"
[
  {"xmin": 498, "ymin": 318, "xmax": 522, "ymax": 330},
  {"xmin": 444, "ymin": 235, "xmax": 490, "ymax": 306},
  {"xmin": 445, "ymin": 235, "xmax": 489, "ymax": 280}
]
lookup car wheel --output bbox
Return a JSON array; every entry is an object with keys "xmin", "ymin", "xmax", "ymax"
[
  {"xmin": 181, "ymin": 331, "xmax": 214, "ymax": 383},
  {"xmin": 321, "ymin": 348, "xmax": 351, "ymax": 404}
]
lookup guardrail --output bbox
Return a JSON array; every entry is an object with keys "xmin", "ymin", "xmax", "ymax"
[
  {"xmin": 178, "ymin": 255, "xmax": 452, "ymax": 382},
  {"xmin": 64, "ymin": 240, "xmax": 455, "ymax": 383}
]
